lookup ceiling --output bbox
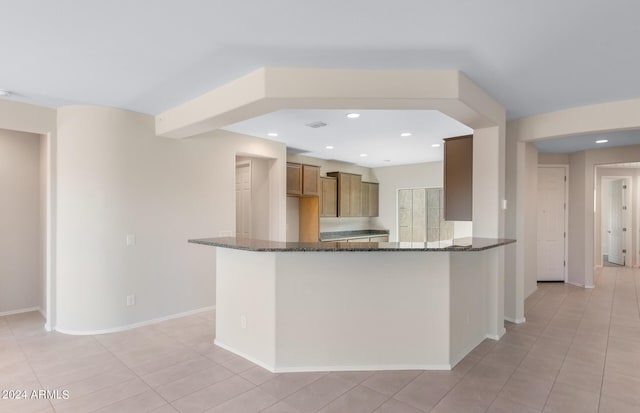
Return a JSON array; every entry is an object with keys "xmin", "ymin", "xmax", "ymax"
[
  {"xmin": 2, "ymin": 1, "xmax": 640, "ymax": 161},
  {"xmin": 224, "ymin": 109, "xmax": 472, "ymax": 167},
  {"xmin": 534, "ymin": 130, "xmax": 640, "ymax": 154}
]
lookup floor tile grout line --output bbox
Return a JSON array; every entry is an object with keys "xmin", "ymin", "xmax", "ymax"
[
  {"xmin": 488, "ymin": 284, "xmax": 582, "ymax": 413},
  {"xmin": 9, "ymin": 316, "xmax": 56, "ymax": 413},
  {"xmin": 540, "ymin": 273, "xmax": 608, "ymax": 412},
  {"xmin": 596, "ymin": 266, "xmax": 626, "ymax": 412}
]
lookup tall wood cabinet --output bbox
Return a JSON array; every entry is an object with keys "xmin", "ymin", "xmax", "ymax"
[
  {"xmin": 320, "ymin": 177, "xmax": 337, "ymax": 217},
  {"xmin": 443, "ymin": 134, "xmax": 473, "ymax": 221}
]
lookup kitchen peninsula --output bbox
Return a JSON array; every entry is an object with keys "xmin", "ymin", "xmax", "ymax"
[{"xmin": 189, "ymin": 236, "xmax": 515, "ymax": 372}]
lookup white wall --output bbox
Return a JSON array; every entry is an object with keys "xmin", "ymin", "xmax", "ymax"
[
  {"xmin": 55, "ymin": 105, "xmax": 286, "ymax": 333},
  {"xmin": 0, "ymin": 129, "xmax": 43, "ymax": 314}
]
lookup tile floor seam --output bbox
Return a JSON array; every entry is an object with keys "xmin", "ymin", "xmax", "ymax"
[
  {"xmin": 540, "ymin": 277, "xmax": 606, "ymax": 413},
  {"xmin": 487, "ymin": 286, "xmax": 577, "ymax": 413},
  {"xmin": 12, "ymin": 323, "xmax": 57, "ymax": 413},
  {"xmin": 596, "ymin": 266, "xmax": 625, "ymax": 413}
]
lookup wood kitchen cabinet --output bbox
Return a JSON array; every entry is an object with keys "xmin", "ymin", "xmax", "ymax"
[
  {"xmin": 327, "ymin": 172, "xmax": 362, "ymax": 217},
  {"xmin": 320, "ymin": 177, "xmax": 337, "ymax": 217},
  {"xmin": 287, "ymin": 163, "xmax": 320, "ymax": 196},
  {"xmin": 302, "ymin": 165, "xmax": 320, "ymax": 196},
  {"xmin": 443, "ymin": 134, "xmax": 473, "ymax": 221},
  {"xmin": 286, "ymin": 163, "xmax": 302, "ymax": 195},
  {"xmin": 361, "ymin": 182, "xmax": 379, "ymax": 217}
]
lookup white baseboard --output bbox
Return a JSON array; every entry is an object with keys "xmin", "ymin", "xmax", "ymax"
[
  {"xmin": 565, "ymin": 280, "xmax": 585, "ymax": 288},
  {"xmin": 55, "ymin": 305, "xmax": 216, "ymax": 336},
  {"xmin": 504, "ymin": 316, "xmax": 526, "ymax": 324},
  {"xmin": 486, "ymin": 328, "xmax": 506, "ymax": 341},
  {"xmin": 0, "ymin": 306, "xmax": 41, "ymax": 317},
  {"xmin": 585, "ymin": 284, "xmax": 595, "ymax": 289},
  {"xmin": 214, "ymin": 339, "xmax": 452, "ymax": 373}
]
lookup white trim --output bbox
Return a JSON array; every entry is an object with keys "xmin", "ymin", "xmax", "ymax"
[
  {"xmin": 585, "ymin": 284, "xmax": 595, "ymax": 289},
  {"xmin": 214, "ymin": 339, "xmax": 452, "ymax": 373},
  {"xmin": 566, "ymin": 280, "xmax": 585, "ymax": 288},
  {"xmin": 504, "ymin": 316, "xmax": 526, "ymax": 324},
  {"xmin": 486, "ymin": 328, "xmax": 506, "ymax": 341},
  {"xmin": 214, "ymin": 339, "xmax": 276, "ymax": 372},
  {"xmin": 54, "ymin": 305, "xmax": 215, "ymax": 336},
  {"xmin": 0, "ymin": 307, "xmax": 41, "ymax": 317}
]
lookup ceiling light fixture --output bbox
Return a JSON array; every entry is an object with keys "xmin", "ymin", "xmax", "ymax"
[
  {"xmin": 267, "ymin": 132, "xmax": 278, "ymax": 137},
  {"xmin": 346, "ymin": 113, "xmax": 360, "ymax": 119},
  {"xmin": 595, "ymin": 139, "xmax": 608, "ymax": 143},
  {"xmin": 432, "ymin": 143, "xmax": 441, "ymax": 148},
  {"xmin": 383, "ymin": 159, "xmax": 391, "ymax": 162},
  {"xmin": 360, "ymin": 153, "xmax": 368, "ymax": 157},
  {"xmin": 0, "ymin": 90, "xmax": 12, "ymax": 97},
  {"xmin": 325, "ymin": 145, "xmax": 334, "ymax": 149},
  {"xmin": 400, "ymin": 132, "xmax": 412, "ymax": 137}
]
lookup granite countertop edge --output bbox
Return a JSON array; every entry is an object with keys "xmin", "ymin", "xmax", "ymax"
[
  {"xmin": 318, "ymin": 229, "xmax": 390, "ymax": 241},
  {"xmin": 188, "ymin": 237, "xmax": 516, "ymax": 252}
]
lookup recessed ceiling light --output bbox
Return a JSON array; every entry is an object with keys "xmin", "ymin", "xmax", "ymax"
[
  {"xmin": 360, "ymin": 153, "xmax": 368, "ymax": 157},
  {"xmin": 325, "ymin": 145, "xmax": 334, "ymax": 149},
  {"xmin": 267, "ymin": 132, "xmax": 278, "ymax": 137},
  {"xmin": 432, "ymin": 143, "xmax": 441, "ymax": 148},
  {"xmin": 596, "ymin": 139, "xmax": 608, "ymax": 143},
  {"xmin": 0, "ymin": 90, "xmax": 12, "ymax": 97},
  {"xmin": 383, "ymin": 159, "xmax": 391, "ymax": 162},
  {"xmin": 346, "ymin": 113, "xmax": 360, "ymax": 119},
  {"xmin": 400, "ymin": 132, "xmax": 412, "ymax": 137}
]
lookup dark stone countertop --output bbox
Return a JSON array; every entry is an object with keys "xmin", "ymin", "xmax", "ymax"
[
  {"xmin": 188, "ymin": 237, "xmax": 516, "ymax": 252},
  {"xmin": 319, "ymin": 229, "xmax": 390, "ymax": 241}
]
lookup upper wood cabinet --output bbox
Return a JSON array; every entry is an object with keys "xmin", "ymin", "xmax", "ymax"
[
  {"xmin": 443, "ymin": 135, "xmax": 473, "ymax": 221},
  {"xmin": 302, "ymin": 165, "xmax": 320, "ymax": 196},
  {"xmin": 320, "ymin": 177, "xmax": 337, "ymax": 217},
  {"xmin": 286, "ymin": 163, "xmax": 302, "ymax": 195},
  {"xmin": 327, "ymin": 172, "xmax": 364, "ymax": 217},
  {"xmin": 360, "ymin": 182, "xmax": 379, "ymax": 217},
  {"xmin": 287, "ymin": 163, "xmax": 320, "ymax": 196}
]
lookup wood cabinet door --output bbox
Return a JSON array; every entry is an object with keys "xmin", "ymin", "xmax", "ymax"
[
  {"xmin": 361, "ymin": 183, "xmax": 371, "ymax": 217},
  {"xmin": 369, "ymin": 235, "xmax": 388, "ymax": 242},
  {"xmin": 349, "ymin": 174, "xmax": 362, "ymax": 217},
  {"xmin": 369, "ymin": 183, "xmax": 379, "ymax": 217},
  {"xmin": 338, "ymin": 174, "xmax": 351, "ymax": 217},
  {"xmin": 286, "ymin": 163, "xmax": 302, "ymax": 195},
  {"xmin": 320, "ymin": 177, "xmax": 337, "ymax": 217},
  {"xmin": 443, "ymin": 135, "xmax": 473, "ymax": 221},
  {"xmin": 302, "ymin": 165, "xmax": 320, "ymax": 196}
]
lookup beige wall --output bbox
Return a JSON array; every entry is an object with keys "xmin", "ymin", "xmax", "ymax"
[
  {"xmin": 0, "ymin": 129, "xmax": 43, "ymax": 314},
  {"xmin": 55, "ymin": 105, "xmax": 287, "ymax": 333},
  {"xmin": 538, "ymin": 153, "xmax": 569, "ymax": 165}
]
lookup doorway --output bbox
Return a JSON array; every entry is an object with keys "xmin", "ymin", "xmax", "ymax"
[
  {"xmin": 600, "ymin": 176, "xmax": 633, "ymax": 267},
  {"xmin": 235, "ymin": 156, "xmax": 273, "ymax": 240},
  {"xmin": 537, "ymin": 165, "xmax": 568, "ymax": 282},
  {"xmin": 0, "ymin": 130, "xmax": 49, "ymax": 323}
]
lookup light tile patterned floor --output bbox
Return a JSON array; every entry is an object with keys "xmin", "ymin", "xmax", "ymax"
[{"xmin": 1, "ymin": 266, "xmax": 640, "ymax": 412}]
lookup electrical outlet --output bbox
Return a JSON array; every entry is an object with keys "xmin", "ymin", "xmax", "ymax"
[
  {"xmin": 126, "ymin": 295, "xmax": 135, "ymax": 306},
  {"xmin": 240, "ymin": 315, "xmax": 247, "ymax": 329}
]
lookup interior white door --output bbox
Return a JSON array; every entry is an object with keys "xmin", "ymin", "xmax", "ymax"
[
  {"xmin": 537, "ymin": 167, "xmax": 566, "ymax": 281},
  {"xmin": 235, "ymin": 162, "xmax": 251, "ymax": 238},
  {"xmin": 607, "ymin": 179, "xmax": 625, "ymax": 265}
]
